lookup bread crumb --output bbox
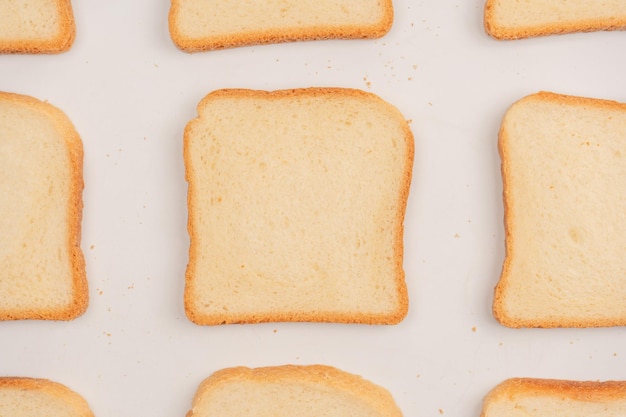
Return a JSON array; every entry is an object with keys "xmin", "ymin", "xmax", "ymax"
[
  {"xmin": 471, "ymin": 326, "xmax": 477, "ymax": 332},
  {"xmin": 90, "ymin": 244, "xmax": 95, "ymax": 250},
  {"xmin": 439, "ymin": 408, "xmax": 444, "ymax": 414},
  {"xmin": 454, "ymin": 233, "xmax": 460, "ymax": 238}
]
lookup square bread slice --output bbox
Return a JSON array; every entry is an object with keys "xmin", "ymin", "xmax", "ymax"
[
  {"xmin": 183, "ymin": 88, "xmax": 413, "ymax": 325},
  {"xmin": 0, "ymin": 377, "xmax": 94, "ymax": 417},
  {"xmin": 0, "ymin": 92, "xmax": 87, "ymax": 320},
  {"xmin": 168, "ymin": 0, "xmax": 393, "ymax": 52},
  {"xmin": 187, "ymin": 365, "xmax": 403, "ymax": 417},
  {"xmin": 484, "ymin": 0, "xmax": 626, "ymax": 39},
  {"xmin": 494, "ymin": 91, "xmax": 626, "ymax": 328},
  {"xmin": 0, "ymin": 0, "xmax": 75, "ymax": 53},
  {"xmin": 481, "ymin": 378, "xmax": 626, "ymax": 417}
]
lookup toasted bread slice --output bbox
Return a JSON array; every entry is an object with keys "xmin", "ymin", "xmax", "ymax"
[
  {"xmin": 484, "ymin": 0, "xmax": 626, "ymax": 39},
  {"xmin": 0, "ymin": 0, "xmax": 75, "ymax": 53},
  {"xmin": 494, "ymin": 91, "xmax": 626, "ymax": 328},
  {"xmin": 187, "ymin": 365, "xmax": 403, "ymax": 417},
  {"xmin": 0, "ymin": 377, "xmax": 94, "ymax": 417},
  {"xmin": 168, "ymin": 0, "xmax": 393, "ymax": 52},
  {"xmin": 183, "ymin": 88, "xmax": 413, "ymax": 325},
  {"xmin": 481, "ymin": 378, "xmax": 626, "ymax": 417},
  {"xmin": 0, "ymin": 92, "xmax": 87, "ymax": 320}
]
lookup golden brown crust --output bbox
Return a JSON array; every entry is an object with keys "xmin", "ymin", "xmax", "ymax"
[
  {"xmin": 168, "ymin": 1, "xmax": 393, "ymax": 52},
  {"xmin": 484, "ymin": 0, "xmax": 626, "ymax": 40},
  {"xmin": 0, "ymin": 92, "xmax": 87, "ymax": 321},
  {"xmin": 0, "ymin": 377, "xmax": 94, "ymax": 417},
  {"xmin": 183, "ymin": 87, "xmax": 412, "ymax": 325},
  {"xmin": 494, "ymin": 91, "xmax": 626, "ymax": 328},
  {"xmin": 190, "ymin": 365, "xmax": 403, "ymax": 417},
  {"xmin": 483, "ymin": 378, "xmax": 626, "ymax": 409},
  {"xmin": 0, "ymin": 0, "xmax": 75, "ymax": 54}
]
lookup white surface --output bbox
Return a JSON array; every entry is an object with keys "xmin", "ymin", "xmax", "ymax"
[{"xmin": 1, "ymin": 1, "xmax": 626, "ymax": 416}]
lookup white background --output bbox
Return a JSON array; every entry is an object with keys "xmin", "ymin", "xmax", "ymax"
[{"xmin": 1, "ymin": 1, "xmax": 626, "ymax": 416}]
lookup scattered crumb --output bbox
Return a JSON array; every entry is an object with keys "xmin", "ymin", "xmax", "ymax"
[
  {"xmin": 454, "ymin": 233, "xmax": 460, "ymax": 238},
  {"xmin": 273, "ymin": 329, "xmax": 277, "ymax": 333},
  {"xmin": 128, "ymin": 284, "xmax": 134, "ymax": 290},
  {"xmin": 90, "ymin": 244, "xmax": 95, "ymax": 250},
  {"xmin": 439, "ymin": 409, "xmax": 444, "ymax": 414},
  {"xmin": 104, "ymin": 332, "xmax": 111, "ymax": 337},
  {"xmin": 97, "ymin": 289, "xmax": 103, "ymax": 295},
  {"xmin": 471, "ymin": 326, "xmax": 477, "ymax": 332}
]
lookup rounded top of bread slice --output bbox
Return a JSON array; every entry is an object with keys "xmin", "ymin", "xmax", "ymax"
[
  {"xmin": 482, "ymin": 378, "xmax": 626, "ymax": 417},
  {"xmin": 189, "ymin": 365, "xmax": 403, "ymax": 417},
  {"xmin": 0, "ymin": 377, "xmax": 94, "ymax": 417}
]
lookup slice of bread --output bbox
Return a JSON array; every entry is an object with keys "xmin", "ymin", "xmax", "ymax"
[
  {"xmin": 481, "ymin": 378, "xmax": 626, "ymax": 417},
  {"xmin": 0, "ymin": 92, "xmax": 87, "ymax": 320},
  {"xmin": 494, "ymin": 91, "xmax": 626, "ymax": 328},
  {"xmin": 484, "ymin": 0, "xmax": 626, "ymax": 39},
  {"xmin": 0, "ymin": 0, "xmax": 75, "ymax": 53},
  {"xmin": 168, "ymin": 0, "xmax": 393, "ymax": 52},
  {"xmin": 183, "ymin": 88, "xmax": 413, "ymax": 325},
  {"xmin": 0, "ymin": 377, "xmax": 94, "ymax": 417},
  {"xmin": 187, "ymin": 365, "xmax": 403, "ymax": 417}
]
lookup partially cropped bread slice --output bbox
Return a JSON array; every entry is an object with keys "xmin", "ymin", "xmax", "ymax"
[
  {"xmin": 0, "ymin": 92, "xmax": 87, "ymax": 320},
  {"xmin": 0, "ymin": 0, "xmax": 75, "ymax": 53},
  {"xmin": 481, "ymin": 378, "xmax": 626, "ymax": 417},
  {"xmin": 168, "ymin": 0, "xmax": 393, "ymax": 52},
  {"xmin": 494, "ymin": 91, "xmax": 626, "ymax": 328},
  {"xmin": 484, "ymin": 0, "xmax": 626, "ymax": 39},
  {"xmin": 0, "ymin": 377, "xmax": 94, "ymax": 417},
  {"xmin": 187, "ymin": 365, "xmax": 403, "ymax": 417},
  {"xmin": 183, "ymin": 88, "xmax": 413, "ymax": 325}
]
